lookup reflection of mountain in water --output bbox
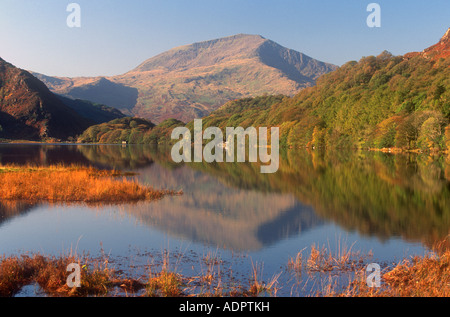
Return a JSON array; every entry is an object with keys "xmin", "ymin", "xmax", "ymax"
[
  {"xmin": 1, "ymin": 144, "xmax": 449, "ymax": 249},
  {"xmin": 256, "ymin": 204, "xmax": 319, "ymax": 246},
  {"xmin": 188, "ymin": 149, "xmax": 450, "ymax": 248},
  {"xmin": 123, "ymin": 164, "xmax": 324, "ymax": 251}
]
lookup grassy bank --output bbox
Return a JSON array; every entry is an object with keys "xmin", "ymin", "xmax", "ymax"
[{"xmin": 0, "ymin": 164, "xmax": 181, "ymax": 203}]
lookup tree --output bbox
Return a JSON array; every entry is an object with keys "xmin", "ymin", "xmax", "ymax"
[
  {"xmin": 311, "ymin": 126, "xmax": 326, "ymax": 149},
  {"xmin": 433, "ymin": 84, "xmax": 446, "ymax": 101},
  {"xmin": 417, "ymin": 117, "xmax": 442, "ymax": 150},
  {"xmin": 444, "ymin": 125, "xmax": 450, "ymax": 151}
]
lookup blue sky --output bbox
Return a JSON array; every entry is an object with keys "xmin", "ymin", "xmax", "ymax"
[{"xmin": 0, "ymin": 0, "xmax": 449, "ymax": 77}]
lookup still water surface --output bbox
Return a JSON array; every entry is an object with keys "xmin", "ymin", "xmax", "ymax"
[{"xmin": 1, "ymin": 144, "xmax": 448, "ymax": 296}]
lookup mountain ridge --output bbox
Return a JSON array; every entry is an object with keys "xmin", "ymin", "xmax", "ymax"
[
  {"xmin": 195, "ymin": 28, "xmax": 450, "ymax": 151},
  {"xmin": 34, "ymin": 34, "xmax": 337, "ymax": 123},
  {"xmin": 77, "ymin": 27, "xmax": 450, "ymax": 151}
]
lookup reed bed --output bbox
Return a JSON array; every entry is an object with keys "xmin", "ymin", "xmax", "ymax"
[
  {"xmin": 0, "ymin": 164, "xmax": 181, "ymax": 203},
  {"xmin": 0, "ymin": 253, "xmax": 113, "ymax": 297},
  {"xmin": 0, "ymin": 252, "xmax": 277, "ymax": 297},
  {"xmin": 1, "ymin": 242, "xmax": 448, "ymax": 297},
  {"xmin": 331, "ymin": 250, "xmax": 450, "ymax": 297}
]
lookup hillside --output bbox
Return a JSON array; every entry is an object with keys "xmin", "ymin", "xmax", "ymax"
[
  {"xmin": 406, "ymin": 27, "xmax": 450, "ymax": 61},
  {"xmin": 78, "ymin": 28, "xmax": 450, "ymax": 151},
  {"xmin": 34, "ymin": 34, "xmax": 337, "ymax": 123},
  {"xmin": 57, "ymin": 95, "xmax": 126, "ymax": 125},
  {"xmin": 195, "ymin": 28, "xmax": 450, "ymax": 152},
  {"xmin": 0, "ymin": 58, "xmax": 91, "ymax": 140},
  {"xmin": 0, "ymin": 58, "xmax": 126, "ymax": 141}
]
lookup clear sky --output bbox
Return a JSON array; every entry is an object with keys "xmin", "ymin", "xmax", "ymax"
[{"xmin": 0, "ymin": 0, "xmax": 449, "ymax": 77}]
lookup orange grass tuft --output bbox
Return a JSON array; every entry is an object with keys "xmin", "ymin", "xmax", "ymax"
[
  {"xmin": 0, "ymin": 254, "xmax": 113, "ymax": 297},
  {"xmin": 0, "ymin": 164, "xmax": 181, "ymax": 203},
  {"xmin": 328, "ymin": 250, "xmax": 450, "ymax": 297}
]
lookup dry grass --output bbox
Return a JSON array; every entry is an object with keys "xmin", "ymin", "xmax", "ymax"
[
  {"xmin": 146, "ymin": 270, "xmax": 184, "ymax": 297},
  {"xmin": 331, "ymin": 250, "xmax": 450, "ymax": 297},
  {"xmin": 3, "ymin": 246, "xmax": 448, "ymax": 297},
  {"xmin": 320, "ymin": 238, "xmax": 450, "ymax": 297},
  {"xmin": 247, "ymin": 261, "xmax": 280, "ymax": 297},
  {"xmin": 0, "ymin": 164, "xmax": 181, "ymax": 203},
  {"xmin": 0, "ymin": 252, "xmax": 272, "ymax": 297},
  {"xmin": 0, "ymin": 254, "xmax": 113, "ymax": 297},
  {"xmin": 305, "ymin": 242, "xmax": 367, "ymax": 273}
]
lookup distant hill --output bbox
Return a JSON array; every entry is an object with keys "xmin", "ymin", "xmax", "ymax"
[
  {"xmin": 34, "ymin": 34, "xmax": 337, "ymax": 123},
  {"xmin": 0, "ymin": 58, "xmax": 125, "ymax": 141}
]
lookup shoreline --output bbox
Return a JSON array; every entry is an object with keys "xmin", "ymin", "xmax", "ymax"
[
  {"xmin": 2, "ymin": 140, "xmax": 450, "ymax": 155},
  {"xmin": 1, "ymin": 240, "xmax": 448, "ymax": 297}
]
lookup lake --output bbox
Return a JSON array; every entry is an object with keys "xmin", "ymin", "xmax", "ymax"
[{"xmin": 0, "ymin": 144, "xmax": 448, "ymax": 296}]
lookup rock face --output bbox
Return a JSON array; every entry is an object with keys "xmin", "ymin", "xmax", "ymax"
[
  {"xmin": 34, "ymin": 34, "xmax": 337, "ymax": 123},
  {"xmin": 0, "ymin": 58, "xmax": 125, "ymax": 141}
]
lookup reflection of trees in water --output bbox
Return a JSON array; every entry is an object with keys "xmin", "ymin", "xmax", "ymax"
[
  {"xmin": 185, "ymin": 149, "xmax": 450, "ymax": 248},
  {"xmin": 0, "ymin": 144, "xmax": 161, "ymax": 170},
  {"xmin": 1, "ymin": 144, "xmax": 449, "ymax": 250},
  {"xmin": 76, "ymin": 145, "xmax": 156, "ymax": 169},
  {"xmin": 0, "ymin": 201, "xmax": 36, "ymax": 227},
  {"xmin": 76, "ymin": 144, "xmax": 179, "ymax": 170},
  {"xmin": 68, "ymin": 145, "xmax": 450, "ymax": 248},
  {"xmin": 0, "ymin": 144, "xmax": 92, "ymax": 166}
]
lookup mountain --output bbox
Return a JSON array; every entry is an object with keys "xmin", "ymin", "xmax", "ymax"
[
  {"xmin": 34, "ymin": 34, "xmax": 337, "ymax": 123},
  {"xmin": 187, "ymin": 28, "xmax": 450, "ymax": 152},
  {"xmin": 71, "ymin": 28, "xmax": 450, "ymax": 152},
  {"xmin": 0, "ymin": 58, "xmax": 125, "ymax": 141}
]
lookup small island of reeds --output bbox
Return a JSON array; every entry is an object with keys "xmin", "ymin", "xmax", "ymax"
[{"xmin": 0, "ymin": 164, "xmax": 181, "ymax": 203}]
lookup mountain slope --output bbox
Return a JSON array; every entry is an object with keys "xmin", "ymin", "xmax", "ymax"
[
  {"xmin": 0, "ymin": 58, "xmax": 126, "ymax": 141},
  {"xmin": 193, "ymin": 28, "xmax": 450, "ymax": 151},
  {"xmin": 0, "ymin": 58, "xmax": 92, "ymax": 140},
  {"xmin": 57, "ymin": 95, "xmax": 126, "ymax": 125},
  {"xmin": 35, "ymin": 34, "xmax": 337, "ymax": 123}
]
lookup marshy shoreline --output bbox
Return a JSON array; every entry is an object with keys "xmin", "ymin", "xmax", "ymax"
[
  {"xmin": 1, "ymin": 239, "xmax": 448, "ymax": 297},
  {"xmin": 0, "ymin": 161, "xmax": 448, "ymax": 298}
]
